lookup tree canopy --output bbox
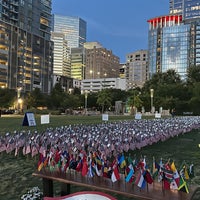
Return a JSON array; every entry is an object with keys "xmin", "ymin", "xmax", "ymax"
[{"xmin": 2, "ymin": 66, "xmax": 200, "ymax": 115}]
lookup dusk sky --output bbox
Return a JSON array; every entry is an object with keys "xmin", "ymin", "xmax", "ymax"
[{"xmin": 52, "ymin": 0, "xmax": 169, "ymax": 63}]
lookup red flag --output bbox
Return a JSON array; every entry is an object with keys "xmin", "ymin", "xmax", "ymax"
[
  {"xmin": 76, "ymin": 160, "xmax": 83, "ymax": 172},
  {"xmin": 82, "ymin": 161, "xmax": 88, "ymax": 176},
  {"xmin": 144, "ymin": 170, "xmax": 153, "ymax": 184},
  {"xmin": 111, "ymin": 166, "xmax": 120, "ymax": 182},
  {"xmin": 163, "ymin": 179, "xmax": 170, "ymax": 190}
]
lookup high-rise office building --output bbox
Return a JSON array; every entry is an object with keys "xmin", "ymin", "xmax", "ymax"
[
  {"xmin": 126, "ymin": 50, "xmax": 148, "ymax": 89},
  {"xmin": 51, "ymin": 14, "xmax": 87, "ymax": 81},
  {"xmin": 170, "ymin": 0, "xmax": 200, "ymax": 20},
  {"xmin": 52, "ymin": 14, "xmax": 87, "ymax": 48},
  {"xmin": 0, "ymin": 0, "xmax": 53, "ymax": 94},
  {"xmin": 51, "ymin": 32, "xmax": 71, "ymax": 77},
  {"xmin": 71, "ymin": 47, "xmax": 86, "ymax": 80},
  {"xmin": 84, "ymin": 42, "xmax": 120, "ymax": 79},
  {"xmin": 148, "ymin": 0, "xmax": 200, "ymax": 79},
  {"xmin": 170, "ymin": 0, "xmax": 183, "ymax": 15}
]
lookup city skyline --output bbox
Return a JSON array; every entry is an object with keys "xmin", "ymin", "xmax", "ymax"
[{"xmin": 52, "ymin": 0, "xmax": 169, "ymax": 63}]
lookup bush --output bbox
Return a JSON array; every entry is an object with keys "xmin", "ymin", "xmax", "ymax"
[{"xmin": 21, "ymin": 187, "xmax": 43, "ymax": 200}]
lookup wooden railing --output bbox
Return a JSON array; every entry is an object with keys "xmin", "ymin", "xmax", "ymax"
[{"xmin": 33, "ymin": 170, "xmax": 197, "ymax": 200}]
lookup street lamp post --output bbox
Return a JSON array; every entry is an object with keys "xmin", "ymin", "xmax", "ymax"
[
  {"xmin": 150, "ymin": 88, "xmax": 154, "ymax": 113},
  {"xmin": 18, "ymin": 98, "xmax": 23, "ymax": 113},
  {"xmin": 17, "ymin": 87, "xmax": 22, "ymax": 113},
  {"xmin": 84, "ymin": 90, "xmax": 88, "ymax": 115},
  {"xmin": 103, "ymin": 73, "xmax": 107, "ymax": 89}
]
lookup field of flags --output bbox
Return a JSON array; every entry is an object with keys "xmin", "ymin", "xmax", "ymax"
[
  {"xmin": 37, "ymin": 146, "xmax": 195, "ymax": 195},
  {"xmin": 1, "ymin": 116, "xmax": 200, "ymax": 197}
]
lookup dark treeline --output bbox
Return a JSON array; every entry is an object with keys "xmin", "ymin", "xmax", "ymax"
[{"xmin": 1, "ymin": 65, "xmax": 200, "ymax": 115}]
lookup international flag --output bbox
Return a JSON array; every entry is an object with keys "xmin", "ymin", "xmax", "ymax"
[
  {"xmin": 178, "ymin": 176, "xmax": 189, "ymax": 193},
  {"xmin": 95, "ymin": 156, "xmax": 103, "ymax": 166},
  {"xmin": 127, "ymin": 154, "xmax": 133, "ymax": 165},
  {"xmin": 38, "ymin": 157, "xmax": 45, "ymax": 171},
  {"xmin": 111, "ymin": 166, "xmax": 120, "ymax": 182},
  {"xmin": 136, "ymin": 171, "xmax": 146, "ymax": 189},
  {"xmin": 125, "ymin": 166, "xmax": 134, "ymax": 183},
  {"xmin": 94, "ymin": 164, "xmax": 101, "ymax": 176},
  {"xmin": 118, "ymin": 154, "xmax": 126, "ymax": 169},
  {"xmin": 82, "ymin": 161, "xmax": 88, "ymax": 176},
  {"xmin": 88, "ymin": 165, "xmax": 94, "ymax": 177},
  {"xmin": 184, "ymin": 166, "xmax": 189, "ymax": 180},
  {"xmin": 170, "ymin": 179, "xmax": 178, "ymax": 190},
  {"xmin": 171, "ymin": 161, "xmax": 180, "ymax": 187},
  {"xmin": 152, "ymin": 157, "xmax": 159, "ymax": 179},
  {"xmin": 189, "ymin": 164, "xmax": 194, "ymax": 178},
  {"xmin": 144, "ymin": 170, "xmax": 153, "ymax": 184},
  {"xmin": 76, "ymin": 159, "xmax": 83, "ymax": 172},
  {"xmin": 158, "ymin": 158, "xmax": 163, "ymax": 182},
  {"xmin": 102, "ymin": 165, "xmax": 108, "ymax": 178},
  {"xmin": 162, "ymin": 167, "xmax": 173, "ymax": 182},
  {"xmin": 163, "ymin": 172, "xmax": 171, "ymax": 190}
]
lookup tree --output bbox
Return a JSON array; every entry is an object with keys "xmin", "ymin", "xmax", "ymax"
[
  {"xmin": 127, "ymin": 90, "xmax": 143, "ymax": 114},
  {"xmin": 61, "ymin": 94, "xmax": 81, "ymax": 110},
  {"xmin": 97, "ymin": 89, "xmax": 112, "ymax": 113},
  {"xmin": 50, "ymin": 83, "xmax": 65, "ymax": 109},
  {"xmin": 24, "ymin": 92, "xmax": 35, "ymax": 109},
  {"xmin": 187, "ymin": 65, "xmax": 200, "ymax": 84},
  {"xmin": 24, "ymin": 88, "xmax": 48, "ymax": 110},
  {"xmin": 0, "ymin": 88, "xmax": 15, "ymax": 108}
]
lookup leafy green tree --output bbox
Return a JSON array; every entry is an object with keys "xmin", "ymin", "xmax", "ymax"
[
  {"xmin": 142, "ymin": 69, "xmax": 184, "ymax": 112},
  {"xmin": 24, "ymin": 92, "xmax": 35, "ymax": 109},
  {"xmin": 188, "ymin": 82, "xmax": 200, "ymax": 115},
  {"xmin": 97, "ymin": 89, "xmax": 112, "ymax": 113},
  {"xmin": 0, "ymin": 88, "xmax": 15, "ymax": 108},
  {"xmin": 185, "ymin": 65, "xmax": 200, "ymax": 114},
  {"xmin": 187, "ymin": 65, "xmax": 200, "ymax": 84},
  {"xmin": 127, "ymin": 90, "xmax": 143, "ymax": 114},
  {"xmin": 73, "ymin": 87, "xmax": 81, "ymax": 95},
  {"xmin": 50, "ymin": 83, "xmax": 65, "ymax": 109},
  {"xmin": 24, "ymin": 88, "xmax": 47, "ymax": 109},
  {"xmin": 61, "ymin": 94, "xmax": 81, "ymax": 110}
]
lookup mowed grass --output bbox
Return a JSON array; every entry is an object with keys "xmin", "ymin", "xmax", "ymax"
[
  {"xmin": 0, "ymin": 114, "xmax": 200, "ymax": 200},
  {"xmin": 0, "ymin": 114, "xmax": 134, "ymax": 134}
]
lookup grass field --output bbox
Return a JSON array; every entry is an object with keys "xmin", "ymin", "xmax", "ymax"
[
  {"xmin": 0, "ymin": 114, "xmax": 134, "ymax": 134},
  {"xmin": 0, "ymin": 114, "xmax": 200, "ymax": 200}
]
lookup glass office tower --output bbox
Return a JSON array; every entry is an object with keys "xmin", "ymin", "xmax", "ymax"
[
  {"xmin": 184, "ymin": 0, "xmax": 200, "ymax": 20},
  {"xmin": 170, "ymin": 0, "xmax": 183, "ymax": 15},
  {"xmin": 162, "ymin": 25, "xmax": 190, "ymax": 79},
  {"xmin": 52, "ymin": 15, "xmax": 87, "ymax": 48},
  {"xmin": 170, "ymin": 0, "xmax": 200, "ymax": 20},
  {"xmin": 0, "ymin": 0, "xmax": 53, "ymax": 94},
  {"xmin": 148, "ymin": 15, "xmax": 189, "ymax": 78},
  {"xmin": 148, "ymin": 0, "xmax": 200, "ymax": 79}
]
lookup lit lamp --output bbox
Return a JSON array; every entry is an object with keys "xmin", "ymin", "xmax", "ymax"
[
  {"xmin": 150, "ymin": 88, "xmax": 154, "ymax": 113},
  {"xmin": 103, "ymin": 73, "xmax": 107, "ymax": 88},
  {"xmin": 89, "ymin": 70, "xmax": 93, "ymax": 79},
  {"xmin": 18, "ymin": 98, "xmax": 23, "ymax": 113},
  {"xmin": 69, "ymin": 88, "xmax": 73, "ymax": 94},
  {"xmin": 17, "ymin": 87, "xmax": 22, "ymax": 112},
  {"xmin": 84, "ymin": 90, "xmax": 88, "ymax": 115}
]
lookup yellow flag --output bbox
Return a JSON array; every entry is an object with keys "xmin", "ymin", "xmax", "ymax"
[
  {"xmin": 184, "ymin": 166, "xmax": 189, "ymax": 180},
  {"xmin": 171, "ymin": 161, "xmax": 177, "ymax": 173}
]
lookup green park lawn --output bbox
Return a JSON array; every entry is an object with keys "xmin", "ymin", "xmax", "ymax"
[
  {"xmin": 0, "ymin": 114, "xmax": 200, "ymax": 200},
  {"xmin": 0, "ymin": 114, "xmax": 134, "ymax": 134}
]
